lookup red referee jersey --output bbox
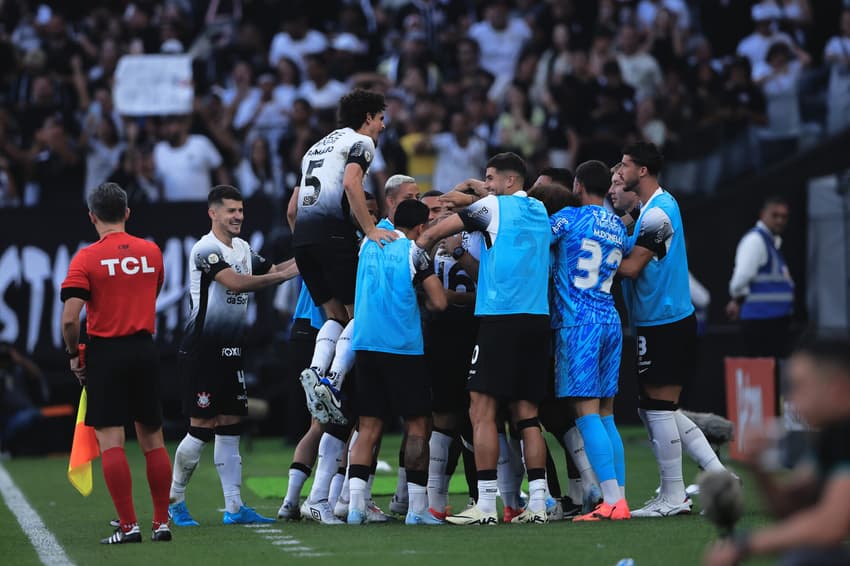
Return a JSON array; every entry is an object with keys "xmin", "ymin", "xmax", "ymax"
[{"xmin": 61, "ymin": 231, "xmax": 164, "ymax": 337}]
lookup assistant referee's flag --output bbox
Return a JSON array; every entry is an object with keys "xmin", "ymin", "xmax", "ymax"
[{"xmin": 68, "ymin": 388, "xmax": 99, "ymax": 496}]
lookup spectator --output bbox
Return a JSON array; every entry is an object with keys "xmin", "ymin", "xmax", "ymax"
[
  {"xmin": 531, "ymin": 22, "xmax": 573, "ymax": 105},
  {"xmin": 268, "ymin": 14, "xmax": 328, "ymax": 73},
  {"xmin": 399, "ymin": 98, "xmax": 439, "ymax": 192},
  {"xmin": 754, "ymin": 42, "xmax": 810, "ymax": 166},
  {"xmin": 233, "ymin": 71, "xmax": 289, "ymax": 152},
  {"xmin": 824, "ymin": 8, "xmax": 850, "ymax": 136},
  {"xmin": 541, "ymin": 85, "xmax": 581, "ymax": 170},
  {"xmin": 298, "ymin": 53, "xmax": 349, "ymax": 113},
  {"xmin": 719, "ymin": 57, "xmax": 767, "ymax": 177},
  {"xmin": 81, "ymin": 113, "xmax": 125, "ymax": 200},
  {"xmin": 637, "ymin": 0, "xmax": 690, "ymax": 32},
  {"xmin": 110, "ymin": 142, "xmax": 163, "ymax": 205},
  {"xmin": 273, "ymin": 57, "xmax": 301, "ymax": 111},
  {"xmin": 736, "ymin": 3, "xmax": 796, "ymax": 71},
  {"xmin": 277, "ymin": 98, "xmax": 322, "ymax": 187},
  {"xmin": 616, "ymin": 23, "xmax": 663, "ymax": 100},
  {"xmin": 776, "ymin": 0, "xmax": 813, "ymax": 50},
  {"xmin": 235, "ymin": 136, "xmax": 283, "ymax": 204},
  {"xmin": 646, "ymin": 7, "xmax": 687, "ymax": 72},
  {"xmin": 380, "ymin": 30, "xmax": 440, "ymax": 94},
  {"xmin": 636, "ymin": 97, "xmax": 667, "ymax": 148},
  {"xmin": 468, "ymin": 0, "xmax": 532, "ymax": 99},
  {"xmin": 223, "ymin": 61, "xmax": 259, "ymax": 124},
  {"xmin": 589, "ymin": 26, "xmax": 617, "ymax": 77},
  {"xmin": 418, "ymin": 110, "xmax": 487, "ymax": 193},
  {"xmin": 0, "ymin": 342, "xmax": 49, "ymax": 456},
  {"xmin": 28, "ymin": 113, "xmax": 84, "ymax": 206},
  {"xmin": 493, "ymin": 80, "xmax": 544, "ymax": 159},
  {"xmin": 153, "ymin": 115, "xmax": 228, "ymax": 202}
]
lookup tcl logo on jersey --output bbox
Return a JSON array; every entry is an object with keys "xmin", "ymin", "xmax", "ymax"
[{"xmin": 99, "ymin": 256, "xmax": 156, "ymax": 276}]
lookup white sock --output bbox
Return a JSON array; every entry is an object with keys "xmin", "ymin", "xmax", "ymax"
[
  {"xmin": 339, "ymin": 470, "xmax": 351, "ymax": 503},
  {"xmin": 309, "ymin": 433, "xmax": 344, "ymax": 503},
  {"xmin": 328, "ymin": 471, "xmax": 345, "ymax": 508},
  {"xmin": 644, "ymin": 410, "xmax": 686, "ymax": 502},
  {"xmin": 310, "ymin": 320, "xmax": 344, "ymax": 375},
  {"xmin": 568, "ymin": 478, "xmax": 583, "ymax": 505},
  {"xmin": 214, "ymin": 434, "xmax": 243, "ymax": 514},
  {"xmin": 350, "ymin": 477, "xmax": 367, "ymax": 512},
  {"xmin": 528, "ymin": 478, "xmax": 547, "ymax": 513},
  {"xmin": 366, "ymin": 474, "xmax": 375, "ymax": 501},
  {"xmin": 408, "ymin": 482, "xmax": 428, "ymax": 515},
  {"xmin": 477, "ymin": 479, "xmax": 498, "ymax": 514},
  {"xmin": 601, "ymin": 479, "xmax": 621, "ymax": 505},
  {"xmin": 497, "ymin": 434, "xmax": 519, "ymax": 508},
  {"xmin": 170, "ymin": 433, "xmax": 207, "ymax": 502},
  {"xmin": 395, "ymin": 466, "xmax": 408, "ymax": 502},
  {"xmin": 284, "ymin": 467, "xmax": 309, "ymax": 507},
  {"xmin": 428, "ymin": 431, "xmax": 453, "ymax": 513},
  {"xmin": 327, "ymin": 320, "xmax": 355, "ymax": 389},
  {"xmin": 563, "ymin": 427, "xmax": 599, "ymax": 497},
  {"xmin": 620, "ymin": 485, "xmax": 626, "ymax": 499},
  {"xmin": 674, "ymin": 410, "xmax": 726, "ymax": 472}
]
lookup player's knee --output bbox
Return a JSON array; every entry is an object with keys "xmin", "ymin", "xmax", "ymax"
[
  {"xmin": 514, "ymin": 417, "xmax": 541, "ymax": 433},
  {"xmin": 189, "ymin": 425, "xmax": 215, "ymax": 443}
]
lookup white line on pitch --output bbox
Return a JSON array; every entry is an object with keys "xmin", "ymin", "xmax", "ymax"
[{"xmin": 0, "ymin": 463, "xmax": 75, "ymax": 566}]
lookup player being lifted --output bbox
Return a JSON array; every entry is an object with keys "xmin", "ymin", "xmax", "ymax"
[{"xmin": 291, "ymin": 89, "xmax": 396, "ymax": 425}]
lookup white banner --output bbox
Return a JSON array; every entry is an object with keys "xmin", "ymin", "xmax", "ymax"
[{"xmin": 114, "ymin": 55, "xmax": 193, "ymax": 116}]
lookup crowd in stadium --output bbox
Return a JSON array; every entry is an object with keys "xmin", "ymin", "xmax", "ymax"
[{"xmin": 0, "ymin": 0, "xmax": 849, "ymax": 209}]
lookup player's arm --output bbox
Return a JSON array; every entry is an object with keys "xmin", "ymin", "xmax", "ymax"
[
  {"xmin": 416, "ymin": 213, "xmax": 465, "ymax": 250},
  {"xmin": 266, "ymin": 258, "xmax": 299, "ymax": 279},
  {"xmin": 617, "ymin": 245, "xmax": 654, "ymax": 279},
  {"xmin": 343, "ymin": 160, "xmax": 396, "ymax": 247},
  {"xmin": 61, "ymin": 297, "xmax": 85, "ymax": 357},
  {"xmin": 422, "ymin": 274, "xmax": 448, "ymax": 312},
  {"xmin": 214, "ymin": 266, "xmax": 293, "ymax": 293},
  {"xmin": 287, "ymin": 186, "xmax": 299, "ymax": 232}
]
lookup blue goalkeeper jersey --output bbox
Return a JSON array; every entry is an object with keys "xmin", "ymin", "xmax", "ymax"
[{"xmin": 550, "ymin": 205, "xmax": 627, "ymax": 328}]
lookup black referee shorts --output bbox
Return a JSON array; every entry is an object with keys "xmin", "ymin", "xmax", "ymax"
[{"xmin": 85, "ymin": 332, "xmax": 163, "ymax": 428}]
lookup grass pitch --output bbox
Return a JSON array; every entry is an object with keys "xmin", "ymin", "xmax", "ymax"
[{"xmin": 1, "ymin": 428, "xmax": 773, "ymax": 566}]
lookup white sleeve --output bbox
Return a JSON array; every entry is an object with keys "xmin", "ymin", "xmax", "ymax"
[
  {"xmin": 728, "ymin": 231, "xmax": 768, "ymax": 298},
  {"xmin": 689, "ymin": 271, "xmax": 711, "ymax": 309}
]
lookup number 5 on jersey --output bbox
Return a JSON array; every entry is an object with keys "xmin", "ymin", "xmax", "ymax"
[
  {"xmin": 301, "ymin": 159, "xmax": 324, "ymax": 206},
  {"xmin": 574, "ymin": 238, "xmax": 623, "ymax": 293}
]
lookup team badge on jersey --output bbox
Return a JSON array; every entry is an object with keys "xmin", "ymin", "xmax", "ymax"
[
  {"xmin": 196, "ymin": 392, "xmax": 212, "ymax": 408},
  {"xmin": 208, "ymin": 253, "xmax": 220, "ymax": 264}
]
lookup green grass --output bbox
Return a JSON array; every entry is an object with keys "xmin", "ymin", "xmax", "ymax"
[{"xmin": 1, "ymin": 428, "xmax": 773, "ymax": 566}]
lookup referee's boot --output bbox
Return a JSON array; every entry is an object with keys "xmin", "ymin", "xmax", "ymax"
[{"xmin": 100, "ymin": 524, "xmax": 142, "ymax": 544}]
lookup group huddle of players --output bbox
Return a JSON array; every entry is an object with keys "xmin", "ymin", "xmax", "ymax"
[{"xmin": 266, "ymin": 89, "xmax": 733, "ymax": 527}]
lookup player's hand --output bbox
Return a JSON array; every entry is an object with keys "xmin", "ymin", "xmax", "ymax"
[
  {"xmin": 724, "ymin": 299, "xmax": 741, "ymax": 321},
  {"xmin": 367, "ymin": 227, "xmax": 398, "ymax": 248},
  {"xmin": 411, "ymin": 244, "xmax": 432, "ymax": 271},
  {"xmin": 443, "ymin": 233, "xmax": 463, "ymax": 254},
  {"xmin": 70, "ymin": 356, "xmax": 86, "ymax": 386},
  {"xmin": 439, "ymin": 191, "xmax": 475, "ymax": 208}
]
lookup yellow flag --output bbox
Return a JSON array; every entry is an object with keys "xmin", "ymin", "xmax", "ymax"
[{"xmin": 68, "ymin": 388, "xmax": 99, "ymax": 496}]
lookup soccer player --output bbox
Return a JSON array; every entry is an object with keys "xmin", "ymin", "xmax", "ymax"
[
  {"xmin": 346, "ymin": 199, "xmax": 448, "ymax": 525},
  {"xmin": 169, "ymin": 185, "xmax": 298, "ymax": 526},
  {"xmin": 549, "ymin": 160, "xmax": 630, "ymax": 521},
  {"xmin": 416, "ymin": 152, "xmax": 553, "ymax": 525},
  {"xmin": 293, "ymin": 89, "xmax": 396, "ymax": 426},
  {"xmin": 617, "ymin": 142, "xmax": 730, "ymax": 518},
  {"xmin": 61, "ymin": 182, "xmax": 173, "ymax": 544}
]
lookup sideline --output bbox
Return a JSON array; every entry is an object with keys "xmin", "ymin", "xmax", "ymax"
[{"xmin": 0, "ymin": 462, "xmax": 75, "ymax": 566}]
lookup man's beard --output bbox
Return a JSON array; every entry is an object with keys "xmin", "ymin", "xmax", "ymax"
[{"xmin": 623, "ymin": 175, "xmax": 640, "ymax": 192}]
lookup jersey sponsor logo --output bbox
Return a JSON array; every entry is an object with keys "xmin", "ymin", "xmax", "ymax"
[
  {"xmin": 99, "ymin": 256, "xmax": 156, "ymax": 276},
  {"xmin": 220, "ymin": 347, "xmax": 242, "ymax": 357},
  {"xmin": 196, "ymin": 391, "xmax": 212, "ymax": 408}
]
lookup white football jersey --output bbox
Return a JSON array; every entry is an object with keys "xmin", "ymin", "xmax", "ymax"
[
  {"xmin": 294, "ymin": 127, "xmax": 375, "ymax": 245},
  {"xmin": 181, "ymin": 231, "xmax": 269, "ymax": 350}
]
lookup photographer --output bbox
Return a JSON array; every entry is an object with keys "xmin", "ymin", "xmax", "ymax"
[{"xmin": 704, "ymin": 335, "xmax": 850, "ymax": 566}]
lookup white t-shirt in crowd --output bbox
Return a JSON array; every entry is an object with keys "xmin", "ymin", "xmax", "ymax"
[
  {"xmin": 617, "ymin": 52, "xmax": 663, "ymax": 100},
  {"xmin": 753, "ymin": 60, "xmax": 802, "ymax": 139},
  {"xmin": 431, "ymin": 134, "xmax": 488, "ymax": 193},
  {"xmin": 468, "ymin": 18, "xmax": 531, "ymax": 80},
  {"xmin": 154, "ymin": 135, "xmax": 223, "ymax": 201},
  {"xmin": 737, "ymin": 31, "xmax": 794, "ymax": 69},
  {"xmin": 298, "ymin": 79, "xmax": 349, "ymax": 111},
  {"xmin": 268, "ymin": 30, "xmax": 328, "ymax": 71}
]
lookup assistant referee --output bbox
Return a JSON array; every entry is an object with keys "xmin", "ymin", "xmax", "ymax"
[{"xmin": 61, "ymin": 182, "xmax": 172, "ymax": 545}]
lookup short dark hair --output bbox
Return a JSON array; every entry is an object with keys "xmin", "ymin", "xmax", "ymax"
[
  {"xmin": 574, "ymin": 160, "xmax": 612, "ymax": 198},
  {"xmin": 338, "ymin": 89, "xmax": 386, "ymax": 130},
  {"xmin": 419, "ymin": 190, "xmax": 443, "ymax": 199},
  {"xmin": 762, "ymin": 195, "xmax": 789, "ymax": 209},
  {"xmin": 88, "ymin": 182, "xmax": 128, "ymax": 223},
  {"xmin": 486, "ymin": 152, "xmax": 527, "ymax": 180},
  {"xmin": 622, "ymin": 141, "xmax": 664, "ymax": 176},
  {"xmin": 794, "ymin": 331, "xmax": 850, "ymax": 380},
  {"xmin": 538, "ymin": 167, "xmax": 574, "ymax": 189},
  {"xmin": 394, "ymin": 198, "xmax": 429, "ymax": 229},
  {"xmin": 208, "ymin": 185, "xmax": 243, "ymax": 206},
  {"xmin": 528, "ymin": 183, "xmax": 579, "ymax": 215}
]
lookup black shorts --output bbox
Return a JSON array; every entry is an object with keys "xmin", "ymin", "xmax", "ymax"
[
  {"xmin": 425, "ymin": 317, "xmax": 478, "ymax": 414},
  {"xmin": 84, "ymin": 333, "xmax": 162, "ymax": 428},
  {"xmin": 289, "ymin": 318, "xmax": 319, "ymax": 376},
  {"xmin": 467, "ymin": 315, "xmax": 550, "ymax": 404},
  {"xmin": 294, "ymin": 237, "xmax": 358, "ymax": 307},
  {"xmin": 355, "ymin": 351, "xmax": 431, "ymax": 419},
  {"xmin": 179, "ymin": 343, "xmax": 248, "ymax": 418},
  {"xmin": 636, "ymin": 314, "xmax": 697, "ymax": 387}
]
